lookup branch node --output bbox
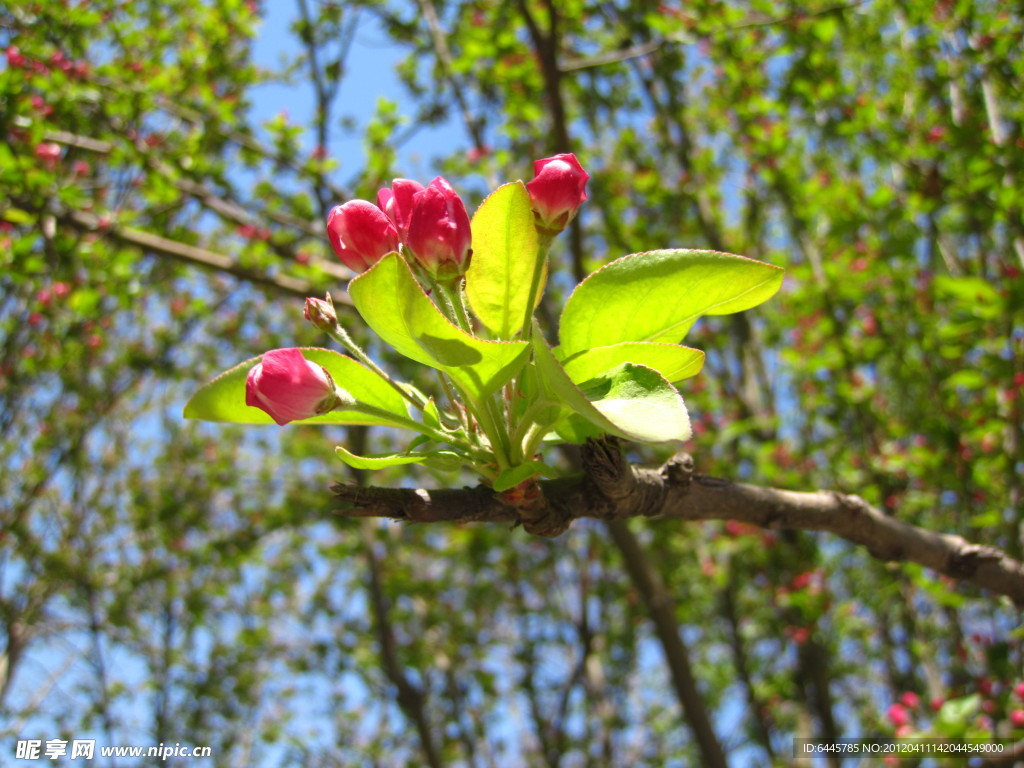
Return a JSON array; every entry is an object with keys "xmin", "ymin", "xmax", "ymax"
[
  {"xmin": 581, "ymin": 436, "xmax": 633, "ymax": 499},
  {"xmin": 661, "ymin": 452, "xmax": 694, "ymax": 488},
  {"xmin": 948, "ymin": 544, "xmax": 1004, "ymax": 579},
  {"xmin": 521, "ymin": 509, "xmax": 573, "ymax": 538}
]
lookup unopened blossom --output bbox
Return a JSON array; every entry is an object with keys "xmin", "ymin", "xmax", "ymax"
[
  {"xmin": 887, "ymin": 703, "xmax": 909, "ymax": 728},
  {"xmin": 377, "ymin": 178, "xmax": 425, "ymax": 242},
  {"xmin": 900, "ymin": 692, "xmax": 920, "ymax": 709},
  {"xmin": 526, "ymin": 153, "xmax": 589, "ymax": 233},
  {"xmin": 304, "ymin": 294, "xmax": 337, "ymax": 333},
  {"xmin": 35, "ymin": 142, "xmax": 61, "ymax": 169},
  {"xmin": 245, "ymin": 348, "xmax": 346, "ymax": 425},
  {"xmin": 326, "ymin": 200, "xmax": 399, "ymax": 273},
  {"xmin": 404, "ymin": 177, "xmax": 472, "ymax": 281}
]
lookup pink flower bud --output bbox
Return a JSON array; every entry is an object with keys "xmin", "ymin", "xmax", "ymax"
[
  {"xmin": 304, "ymin": 293, "xmax": 337, "ymax": 333},
  {"xmin": 405, "ymin": 177, "xmax": 472, "ymax": 280},
  {"xmin": 377, "ymin": 178, "xmax": 425, "ymax": 241},
  {"xmin": 5, "ymin": 46, "xmax": 26, "ymax": 68},
  {"xmin": 1011, "ymin": 709, "xmax": 1024, "ymax": 728},
  {"xmin": 30, "ymin": 95, "xmax": 52, "ymax": 116},
  {"xmin": 245, "ymin": 348, "xmax": 345, "ymax": 425},
  {"xmin": 790, "ymin": 571, "xmax": 814, "ymax": 591},
  {"xmin": 35, "ymin": 142, "xmax": 61, "ymax": 169},
  {"xmin": 900, "ymin": 692, "xmax": 920, "ymax": 709},
  {"xmin": 526, "ymin": 153, "xmax": 589, "ymax": 233},
  {"xmin": 887, "ymin": 703, "xmax": 909, "ymax": 728},
  {"xmin": 326, "ymin": 200, "xmax": 399, "ymax": 273}
]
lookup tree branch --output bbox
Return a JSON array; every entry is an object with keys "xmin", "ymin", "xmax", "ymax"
[
  {"xmin": 52, "ymin": 207, "xmax": 353, "ymax": 304},
  {"xmin": 606, "ymin": 519, "xmax": 728, "ymax": 768},
  {"xmin": 360, "ymin": 520, "xmax": 443, "ymax": 768},
  {"xmin": 329, "ymin": 438, "xmax": 1024, "ymax": 607},
  {"xmin": 41, "ymin": 128, "xmax": 336, "ymax": 239}
]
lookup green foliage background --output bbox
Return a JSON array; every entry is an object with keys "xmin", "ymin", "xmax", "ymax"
[{"xmin": 1, "ymin": 1, "xmax": 1022, "ymax": 765}]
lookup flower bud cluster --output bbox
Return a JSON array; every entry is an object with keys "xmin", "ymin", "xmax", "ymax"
[
  {"xmin": 327, "ymin": 177, "xmax": 471, "ymax": 281},
  {"xmin": 325, "ymin": 154, "xmax": 589, "ymax": 278}
]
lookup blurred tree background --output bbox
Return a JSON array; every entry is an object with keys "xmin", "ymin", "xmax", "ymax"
[{"xmin": 1, "ymin": 0, "xmax": 1022, "ymax": 765}]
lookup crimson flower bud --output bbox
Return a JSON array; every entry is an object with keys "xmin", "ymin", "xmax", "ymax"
[
  {"xmin": 5, "ymin": 46, "xmax": 26, "ymax": 68},
  {"xmin": 526, "ymin": 153, "xmax": 589, "ymax": 233},
  {"xmin": 245, "ymin": 348, "xmax": 348, "ymax": 425},
  {"xmin": 886, "ymin": 703, "xmax": 909, "ymax": 728},
  {"xmin": 900, "ymin": 692, "xmax": 920, "ymax": 709},
  {"xmin": 304, "ymin": 293, "xmax": 337, "ymax": 333},
  {"xmin": 35, "ymin": 142, "xmax": 62, "ymax": 169},
  {"xmin": 405, "ymin": 177, "xmax": 472, "ymax": 281},
  {"xmin": 326, "ymin": 200, "xmax": 399, "ymax": 273},
  {"xmin": 377, "ymin": 178, "xmax": 425, "ymax": 242}
]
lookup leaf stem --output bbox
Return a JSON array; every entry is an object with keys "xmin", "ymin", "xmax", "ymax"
[
  {"xmin": 436, "ymin": 370, "xmax": 470, "ymax": 433},
  {"xmin": 433, "ymin": 279, "xmax": 474, "ymax": 335},
  {"xmin": 520, "ymin": 421, "xmax": 553, "ymax": 462},
  {"xmin": 467, "ymin": 393, "xmax": 512, "ymax": 471},
  {"xmin": 510, "ymin": 398, "xmax": 559, "ymax": 463},
  {"xmin": 349, "ymin": 403, "xmax": 486, "ymax": 460},
  {"xmin": 520, "ymin": 232, "xmax": 554, "ymax": 342},
  {"xmin": 326, "ymin": 324, "xmax": 426, "ymax": 412}
]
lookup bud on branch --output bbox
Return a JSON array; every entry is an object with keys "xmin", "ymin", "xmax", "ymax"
[
  {"xmin": 245, "ymin": 348, "xmax": 349, "ymax": 425},
  {"xmin": 526, "ymin": 153, "xmax": 589, "ymax": 234}
]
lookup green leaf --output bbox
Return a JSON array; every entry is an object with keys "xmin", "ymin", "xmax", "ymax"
[
  {"xmin": 944, "ymin": 370, "xmax": 986, "ymax": 390},
  {"xmin": 934, "ymin": 694, "xmax": 980, "ymax": 736},
  {"xmin": 465, "ymin": 181, "xmax": 542, "ymax": 338},
  {"xmin": 492, "ymin": 461, "xmax": 558, "ymax": 492},
  {"xmin": 532, "ymin": 332, "xmax": 691, "ymax": 444},
  {"xmin": 335, "ymin": 444, "xmax": 463, "ymax": 471},
  {"xmin": 421, "ymin": 397, "xmax": 442, "ymax": 430},
  {"xmin": 1, "ymin": 207, "xmax": 34, "ymax": 225},
  {"xmin": 551, "ymin": 413, "xmax": 604, "ymax": 445},
  {"xmin": 580, "ymin": 364, "xmax": 692, "ymax": 443},
  {"xmin": 349, "ymin": 253, "xmax": 529, "ymax": 400},
  {"xmin": 559, "ymin": 249, "xmax": 784, "ymax": 356},
  {"xmin": 560, "ymin": 342, "xmax": 705, "ymax": 384},
  {"xmin": 183, "ymin": 347, "xmax": 410, "ymax": 426}
]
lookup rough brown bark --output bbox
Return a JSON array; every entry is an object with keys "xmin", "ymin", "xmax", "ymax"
[{"xmin": 329, "ymin": 438, "xmax": 1024, "ymax": 607}]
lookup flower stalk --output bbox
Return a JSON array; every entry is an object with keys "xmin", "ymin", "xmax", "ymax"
[{"xmin": 306, "ymin": 294, "xmax": 426, "ymax": 413}]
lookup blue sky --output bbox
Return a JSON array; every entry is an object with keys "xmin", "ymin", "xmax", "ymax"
[{"xmin": 250, "ymin": 3, "xmax": 465, "ymax": 187}]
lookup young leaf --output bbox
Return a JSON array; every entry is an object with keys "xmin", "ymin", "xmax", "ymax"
[
  {"xmin": 493, "ymin": 461, "xmax": 558, "ymax": 492},
  {"xmin": 532, "ymin": 332, "xmax": 691, "ymax": 444},
  {"xmin": 349, "ymin": 253, "xmax": 529, "ymax": 400},
  {"xmin": 580, "ymin": 363, "xmax": 692, "ymax": 444},
  {"xmin": 559, "ymin": 249, "xmax": 784, "ymax": 356},
  {"xmin": 335, "ymin": 444, "xmax": 464, "ymax": 471},
  {"xmin": 183, "ymin": 347, "xmax": 410, "ymax": 427},
  {"xmin": 465, "ymin": 181, "xmax": 542, "ymax": 338},
  {"xmin": 560, "ymin": 342, "xmax": 705, "ymax": 384}
]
